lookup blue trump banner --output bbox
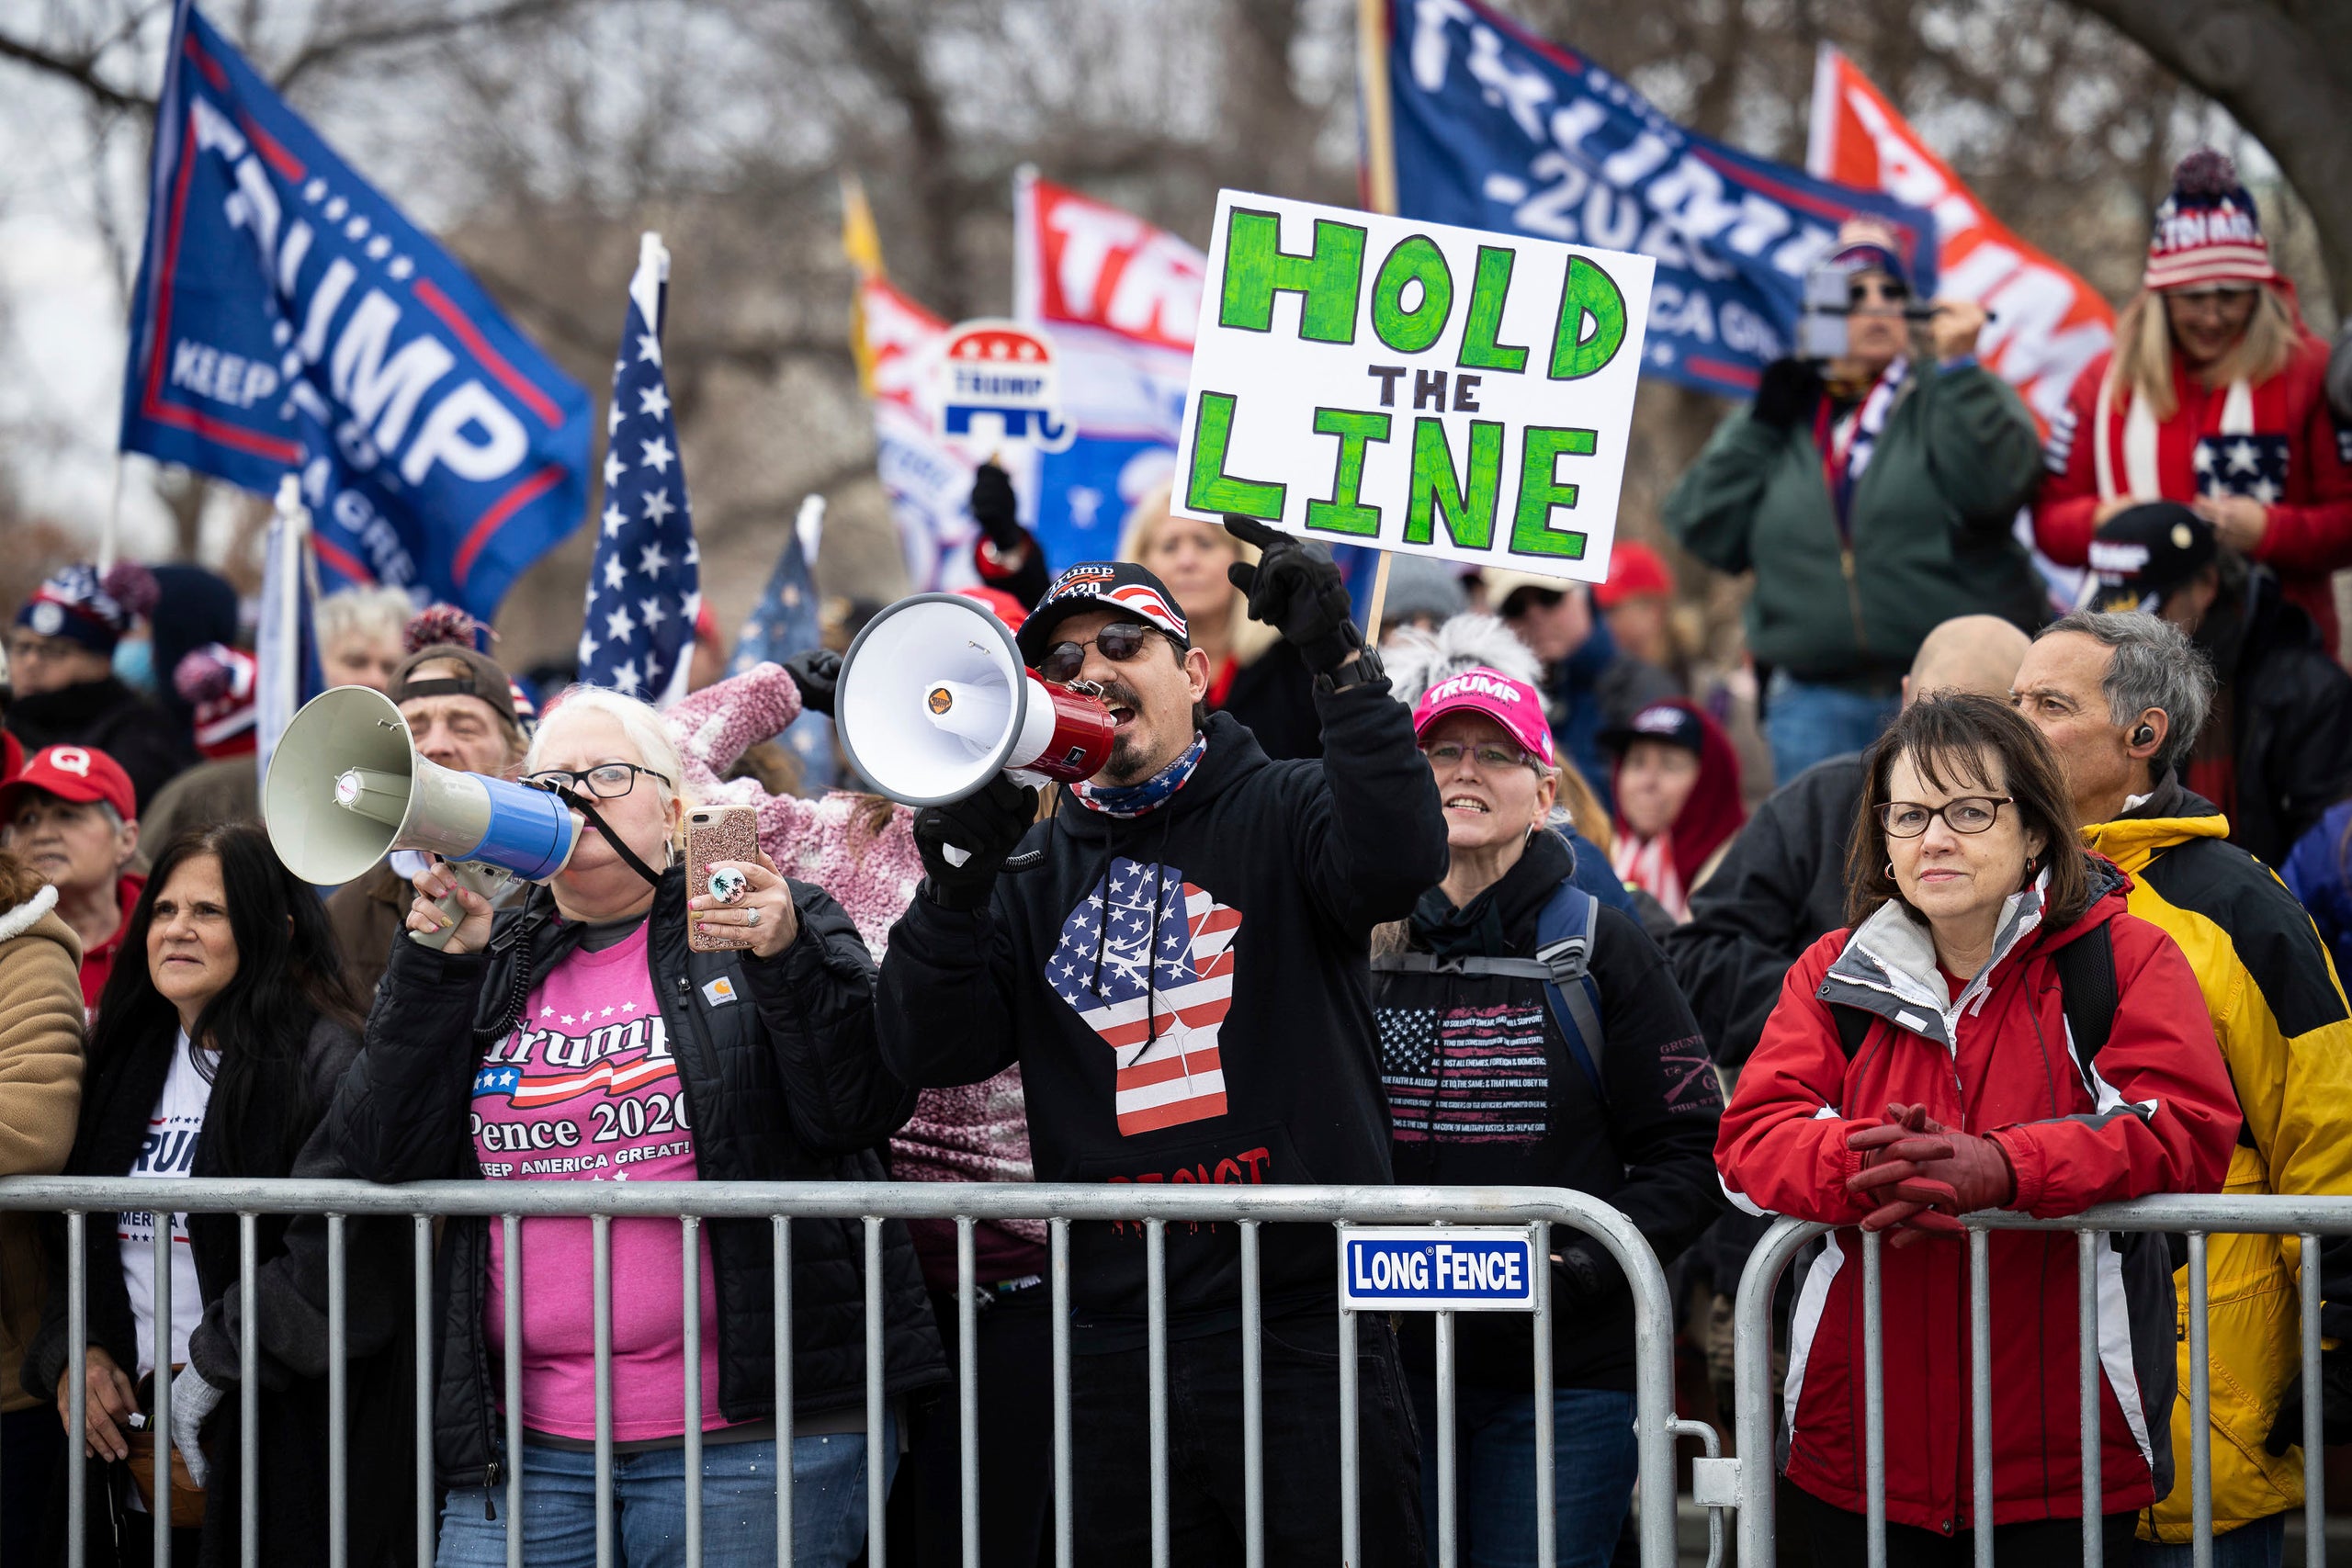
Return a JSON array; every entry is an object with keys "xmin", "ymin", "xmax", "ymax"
[
  {"xmin": 1383, "ymin": 0, "xmax": 1937, "ymax": 399},
  {"xmin": 120, "ymin": 0, "xmax": 591, "ymax": 621}
]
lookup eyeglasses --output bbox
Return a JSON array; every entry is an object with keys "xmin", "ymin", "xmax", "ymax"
[
  {"xmin": 2168, "ymin": 285, "xmax": 2257, "ymax": 309},
  {"xmin": 521, "ymin": 762, "xmax": 673, "ymax": 800},
  {"xmin": 1038, "ymin": 623, "xmax": 1163, "ymax": 684},
  {"xmin": 1877, "ymin": 796, "xmax": 2013, "ymax": 838},
  {"xmin": 1420, "ymin": 740, "xmax": 1541, "ymax": 773},
  {"xmin": 1848, "ymin": 277, "xmax": 1910, "ymax": 308}
]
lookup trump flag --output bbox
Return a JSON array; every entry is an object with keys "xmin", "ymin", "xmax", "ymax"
[
  {"xmin": 120, "ymin": 0, "xmax": 591, "ymax": 621},
  {"xmin": 1382, "ymin": 0, "xmax": 1939, "ymax": 398},
  {"xmin": 1806, "ymin": 46, "xmax": 2112, "ymax": 435}
]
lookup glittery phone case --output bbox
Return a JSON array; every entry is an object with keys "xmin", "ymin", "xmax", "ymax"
[{"xmin": 685, "ymin": 805, "xmax": 762, "ymax": 952}]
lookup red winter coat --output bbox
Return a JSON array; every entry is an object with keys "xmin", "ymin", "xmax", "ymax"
[
  {"xmin": 1717, "ymin": 863, "xmax": 2239, "ymax": 1533},
  {"xmin": 2035, "ymin": 329, "xmax": 2352, "ymax": 656}
]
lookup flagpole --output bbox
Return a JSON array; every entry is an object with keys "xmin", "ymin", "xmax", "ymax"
[{"xmin": 1354, "ymin": 0, "xmax": 1398, "ymax": 635}]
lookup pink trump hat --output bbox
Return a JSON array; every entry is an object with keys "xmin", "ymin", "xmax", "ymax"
[{"xmin": 1410, "ymin": 667, "xmax": 1555, "ymax": 769}]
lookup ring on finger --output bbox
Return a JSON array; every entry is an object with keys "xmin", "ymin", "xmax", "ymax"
[{"xmin": 744, "ymin": 907, "xmax": 760, "ymax": 928}]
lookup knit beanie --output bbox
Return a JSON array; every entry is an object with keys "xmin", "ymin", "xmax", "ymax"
[
  {"xmin": 174, "ymin": 644, "xmax": 259, "ymax": 760},
  {"xmin": 14, "ymin": 562, "xmax": 159, "ymax": 658},
  {"xmin": 2145, "ymin": 149, "xmax": 2278, "ymax": 292}
]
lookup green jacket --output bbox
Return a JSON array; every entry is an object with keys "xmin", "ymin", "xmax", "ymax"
[{"xmin": 1662, "ymin": 363, "xmax": 2046, "ymax": 683}]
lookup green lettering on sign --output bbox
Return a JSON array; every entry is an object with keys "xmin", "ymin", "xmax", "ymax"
[
  {"xmin": 1369, "ymin": 235, "xmax": 1453, "ymax": 355},
  {"xmin": 1184, "ymin": 391, "xmax": 1285, "ymax": 520},
  {"xmin": 1510, "ymin": 425, "xmax": 1597, "ymax": 560},
  {"xmin": 1548, "ymin": 257, "xmax": 1627, "ymax": 381},
  {"xmin": 1404, "ymin": 418, "xmax": 1504, "ymax": 550},
  {"xmin": 1219, "ymin": 209, "xmax": 1365, "ymax": 344},
  {"xmin": 1457, "ymin": 246, "xmax": 1529, "ymax": 373},
  {"xmin": 1306, "ymin": 409, "xmax": 1391, "ymax": 538}
]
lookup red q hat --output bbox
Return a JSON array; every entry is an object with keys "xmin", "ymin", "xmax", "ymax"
[
  {"xmin": 1411, "ymin": 668, "xmax": 1555, "ymax": 769},
  {"xmin": 1593, "ymin": 541, "xmax": 1674, "ymax": 610},
  {"xmin": 0, "ymin": 744, "xmax": 137, "ymax": 823}
]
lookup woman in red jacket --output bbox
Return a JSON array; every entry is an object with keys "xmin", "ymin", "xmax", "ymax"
[
  {"xmin": 2037, "ymin": 150, "xmax": 2352, "ymax": 658},
  {"xmin": 1717, "ymin": 694, "xmax": 2239, "ymax": 1565}
]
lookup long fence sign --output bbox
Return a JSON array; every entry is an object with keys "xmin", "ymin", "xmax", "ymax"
[
  {"xmin": 1171, "ymin": 190, "xmax": 1653, "ymax": 584},
  {"xmin": 1340, "ymin": 1225, "xmax": 1543, "ymax": 1311}
]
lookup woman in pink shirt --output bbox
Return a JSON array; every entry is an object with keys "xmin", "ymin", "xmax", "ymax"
[{"xmin": 332, "ymin": 686, "xmax": 942, "ymax": 1568}]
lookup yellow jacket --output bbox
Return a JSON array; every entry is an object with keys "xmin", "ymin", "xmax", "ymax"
[{"xmin": 2085, "ymin": 786, "xmax": 2352, "ymax": 1542}]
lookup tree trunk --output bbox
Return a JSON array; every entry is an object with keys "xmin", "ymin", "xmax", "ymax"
[{"xmin": 2067, "ymin": 0, "xmax": 2352, "ymax": 310}]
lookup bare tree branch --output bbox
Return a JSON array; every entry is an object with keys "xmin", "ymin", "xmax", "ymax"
[
  {"xmin": 273, "ymin": 0, "xmax": 589, "ymax": 89},
  {"xmin": 0, "ymin": 30, "xmax": 150, "ymax": 110}
]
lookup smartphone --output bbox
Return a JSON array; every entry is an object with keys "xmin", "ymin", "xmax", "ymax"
[
  {"xmin": 1796, "ymin": 263, "xmax": 1849, "ymax": 361},
  {"xmin": 685, "ymin": 805, "xmax": 762, "ymax": 953}
]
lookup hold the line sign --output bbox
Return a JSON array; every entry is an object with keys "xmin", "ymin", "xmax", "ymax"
[{"xmin": 1172, "ymin": 191, "xmax": 1654, "ymax": 584}]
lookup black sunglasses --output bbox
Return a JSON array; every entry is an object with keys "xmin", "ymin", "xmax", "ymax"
[{"xmin": 1039, "ymin": 623, "xmax": 1164, "ymax": 683}]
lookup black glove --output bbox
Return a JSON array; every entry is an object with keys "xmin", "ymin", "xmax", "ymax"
[
  {"xmin": 969, "ymin": 463, "xmax": 1025, "ymax": 555},
  {"xmin": 2266, "ymin": 1345, "xmax": 2352, "ymax": 1455},
  {"xmin": 783, "ymin": 649, "xmax": 841, "ymax": 717},
  {"xmin": 1752, "ymin": 357, "xmax": 1824, "ymax": 430},
  {"xmin": 1222, "ymin": 515, "xmax": 1360, "ymax": 675},
  {"xmin": 912, "ymin": 775, "xmax": 1038, "ymax": 910},
  {"xmin": 1553, "ymin": 1244, "xmax": 1615, "ymax": 1307}
]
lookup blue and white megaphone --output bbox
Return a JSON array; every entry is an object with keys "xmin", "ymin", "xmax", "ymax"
[{"xmin": 263, "ymin": 684, "xmax": 577, "ymax": 948}]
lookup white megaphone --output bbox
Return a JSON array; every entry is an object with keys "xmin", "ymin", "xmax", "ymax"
[
  {"xmin": 835, "ymin": 592, "xmax": 1116, "ymax": 807},
  {"xmin": 263, "ymin": 685, "xmax": 579, "ymax": 949}
]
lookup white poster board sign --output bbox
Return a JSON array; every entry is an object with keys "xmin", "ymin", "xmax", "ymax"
[{"xmin": 1171, "ymin": 191, "xmax": 1654, "ymax": 583}]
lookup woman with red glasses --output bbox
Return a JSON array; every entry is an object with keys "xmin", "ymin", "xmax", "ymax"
[{"xmin": 2036, "ymin": 150, "xmax": 2352, "ymax": 660}]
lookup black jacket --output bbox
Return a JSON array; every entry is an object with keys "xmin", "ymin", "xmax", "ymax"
[
  {"xmin": 330, "ymin": 871, "xmax": 944, "ymax": 1489},
  {"xmin": 1663, "ymin": 751, "xmax": 1865, "ymax": 1069},
  {"xmin": 2192, "ymin": 568, "xmax": 2352, "ymax": 867},
  {"xmin": 1374, "ymin": 830, "xmax": 1724, "ymax": 1390},
  {"xmin": 1220, "ymin": 640, "xmax": 1322, "ymax": 761},
  {"xmin": 25, "ymin": 1015, "xmax": 416, "ymax": 1568},
  {"xmin": 6, "ymin": 676, "xmax": 198, "ymax": 814},
  {"xmin": 876, "ymin": 689, "xmax": 1448, "ymax": 1338}
]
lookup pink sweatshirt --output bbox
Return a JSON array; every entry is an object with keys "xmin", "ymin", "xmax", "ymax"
[{"xmin": 667, "ymin": 665, "xmax": 1046, "ymax": 1274}]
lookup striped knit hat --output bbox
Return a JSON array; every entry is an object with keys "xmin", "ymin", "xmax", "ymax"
[{"xmin": 2145, "ymin": 150, "xmax": 2278, "ymax": 292}]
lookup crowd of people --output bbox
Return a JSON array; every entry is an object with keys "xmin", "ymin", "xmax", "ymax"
[{"xmin": 1, "ymin": 144, "xmax": 2351, "ymax": 1568}]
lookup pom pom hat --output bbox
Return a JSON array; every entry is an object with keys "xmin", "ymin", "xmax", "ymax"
[
  {"xmin": 173, "ymin": 643, "xmax": 259, "ymax": 760},
  {"xmin": 15, "ymin": 561, "xmax": 159, "ymax": 657},
  {"xmin": 2145, "ymin": 149, "xmax": 2278, "ymax": 292}
]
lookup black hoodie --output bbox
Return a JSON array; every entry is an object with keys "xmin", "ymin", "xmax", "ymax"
[{"xmin": 876, "ymin": 686, "xmax": 1448, "ymax": 1343}]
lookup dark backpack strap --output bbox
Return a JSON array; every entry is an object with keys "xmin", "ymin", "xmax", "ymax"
[
  {"xmin": 2052, "ymin": 922, "xmax": 2119, "ymax": 1064},
  {"xmin": 1534, "ymin": 883, "xmax": 1607, "ymax": 1104}
]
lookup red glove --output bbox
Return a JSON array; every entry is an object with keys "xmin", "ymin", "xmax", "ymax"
[{"xmin": 1846, "ymin": 1102, "xmax": 2016, "ymax": 1247}]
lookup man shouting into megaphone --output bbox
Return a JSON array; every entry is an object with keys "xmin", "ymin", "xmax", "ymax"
[{"xmin": 877, "ymin": 519, "xmax": 1447, "ymax": 1564}]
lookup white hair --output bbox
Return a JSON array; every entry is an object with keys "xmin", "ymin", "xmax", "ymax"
[
  {"xmin": 1382, "ymin": 612, "xmax": 1545, "ymax": 708},
  {"xmin": 314, "ymin": 585, "xmax": 413, "ymax": 651},
  {"xmin": 527, "ymin": 685, "xmax": 695, "ymax": 811}
]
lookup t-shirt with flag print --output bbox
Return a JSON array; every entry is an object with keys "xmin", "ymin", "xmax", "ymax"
[
  {"xmin": 1046, "ymin": 855, "xmax": 1241, "ymax": 1137},
  {"xmin": 470, "ymin": 920, "xmax": 725, "ymax": 1440}
]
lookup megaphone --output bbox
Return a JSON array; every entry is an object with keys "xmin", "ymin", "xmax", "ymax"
[
  {"xmin": 263, "ymin": 685, "xmax": 578, "ymax": 947},
  {"xmin": 836, "ymin": 592, "xmax": 1115, "ymax": 807}
]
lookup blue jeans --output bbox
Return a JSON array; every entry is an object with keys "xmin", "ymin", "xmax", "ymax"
[
  {"xmin": 1406, "ymin": 1375, "xmax": 1637, "ymax": 1568},
  {"xmin": 1764, "ymin": 671, "xmax": 1898, "ymax": 786},
  {"xmin": 435, "ymin": 1416, "xmax": 896, "ymax": 1568},
  {"xmin": 2132, "ymin": 1512, "xmax": 2287, "ymax": 1568}
]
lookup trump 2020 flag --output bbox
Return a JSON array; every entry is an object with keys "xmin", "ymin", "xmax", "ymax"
[
  {"xmin": 1047, "ymin": 856, "xmax": 1241, "ymax": 1137},
  {"xmin": 581, "ymin": 234, "xmax": 698, "ymax": 706},
  {"xmin": 119, "ymin": 0, "xmax": 591, "ymax": 621},
  {"xmin": 1383, "ymin": 0, "xmax": 1938, "ymax": 398}
]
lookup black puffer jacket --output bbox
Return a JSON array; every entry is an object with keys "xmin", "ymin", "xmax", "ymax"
[
  {"xmin": 5, "ymin": 675, "xmax": 197, "ymax": 813},
  {"xmin": 330, "ymin": 870, "xmax": 944, "ymax": 1488}
]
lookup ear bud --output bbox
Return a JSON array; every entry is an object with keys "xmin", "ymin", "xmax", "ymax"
[{"xmin": 2132, "ymin": 725, "xmax": 2156, "ymax": 746}]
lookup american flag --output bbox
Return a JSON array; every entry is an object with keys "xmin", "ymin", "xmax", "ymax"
[
  {"xmin": 1046, "ymin": 856, "xmax": 1241, "ymax": 1136},
  {"xmin": 579, "ymin": 232, "xmax": 698, "ymax": 705},
  {"xmin": 2195, "ymin": 433, "xmax": 2291, "ymax": 507},
  {"xmin": 731, "ymin": 495, "xmax": 836, "ymax": 789}
]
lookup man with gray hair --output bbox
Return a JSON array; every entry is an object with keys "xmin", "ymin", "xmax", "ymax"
[{"xmin": 2013, "ymin": 610, "xmax": 2352, "ymax": 1562}]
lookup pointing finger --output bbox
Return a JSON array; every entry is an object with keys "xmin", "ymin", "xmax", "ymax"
[{"xmin": 1221, "ymin": 514, "xmax": 1285, "ymax": 550}]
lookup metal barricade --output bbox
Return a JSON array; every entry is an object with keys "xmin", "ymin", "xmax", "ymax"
[
  {"xmin": 0, "ymin": 1177, "xmax": 1692, "ymax": 1568},
  {"xmin": 1728, "ymin": 1195, "xmax": 2352, "ymax": 1568}
]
